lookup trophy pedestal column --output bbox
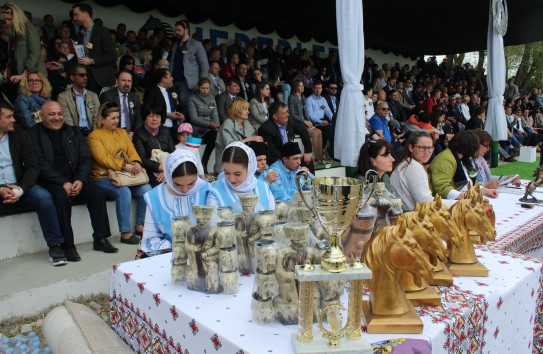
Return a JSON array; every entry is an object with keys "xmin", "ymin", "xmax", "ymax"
[
  {"xmin": 292, "ymin": 265, "xmax": 372, "ymax": 354},
  {"xmin": 447, "ymin": 260, "xmax": 489, "ymax": 277}
]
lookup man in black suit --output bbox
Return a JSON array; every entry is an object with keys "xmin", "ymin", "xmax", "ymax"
[
  {"xmin": 29, "ymin": 101, "xmax": 117, "ymax": 257},
  {"xmin": 215, "ymin": 78, "xmax": 240, "ymax": 124},
  {"xmin": 322, "ymin": 81, "xmax": 340, "ymax": 159},
  {"xmin": 100, "ymin": 71, "xmax": 143, "ymax": 137},
  {"xmin": 362, "ymin": 57, "xmax": 378, "ymax": 88},
  {"xmin": 258, "ymin": 101, "xmax": 313, "ymax": 169},
  {"xmin": 143, "ymin": 68, "xmax": 184, "ymax": 140},
  {"xmin": 72, "ymin": 3, "xmax": 116, "ymax": 93}
]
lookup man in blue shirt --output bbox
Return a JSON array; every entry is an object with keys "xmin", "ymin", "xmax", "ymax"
[
  {"xmin": 369, "ymin": 101, "xmax": 392, "ymax": 143},
  {"xmin": 305, "ymin": 81, "xmax": 333, "ymax": 157},
  {"xmin": 268, "ymin": 142, "xmax": 314, "ymax": 201}
]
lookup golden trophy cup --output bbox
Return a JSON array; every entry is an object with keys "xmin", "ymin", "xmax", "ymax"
[{"xmin": 295, "ymin": 171, "xmax": 377, "ymax": 273}]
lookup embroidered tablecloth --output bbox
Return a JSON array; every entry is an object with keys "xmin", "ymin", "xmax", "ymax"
[
  {"xmin": 110, "ymin": 246, "xmax": 542, "ymax": 354},
  {"xmin": 488, "ymin": 183, "xmax": 543, "ymax": 257}
]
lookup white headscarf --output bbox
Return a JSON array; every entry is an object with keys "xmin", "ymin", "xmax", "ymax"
[
  {"xmin": 218, "ymin": 141, "xmax": 258, "ymax": 193},
  {"xmin": 164, "ymin": 150, "xmax": 207, "ymax": 196}
]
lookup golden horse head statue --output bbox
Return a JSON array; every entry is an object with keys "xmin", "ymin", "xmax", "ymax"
[
  {"xmin": 448, "ymin": 197, "xmax": 495, "ymax": 264},
  {"xmin": 363, "ymin": 220, "xmax": 434, "ymax": 316},
  {"xmin": 415, "ymin": 195, "xmax": 463, "ymax": 249}
]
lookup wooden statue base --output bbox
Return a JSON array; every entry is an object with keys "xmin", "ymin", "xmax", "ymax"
[
  {"xmin": 428, "ymin": 262, "xmax": 453, "ymax": 286},
  {"xmin": 447, "ymin": 260, "xmax": 488, "ymax": 277},
  {"xmin": 362, "ymin": 300, "xmax": 423, "ymax": 334},
  {"xmin": 404, "ymin": 286, "xmax": 441, "ymax": 306}
]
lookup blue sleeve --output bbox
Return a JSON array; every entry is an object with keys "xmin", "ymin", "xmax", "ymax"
[
  {"xmin": 369, "ymin": 117, "xmax": 381, "ymax": 131},
  {"xmin": 14, "ymin": 95, "xmax": 35, "ymax": 128}
]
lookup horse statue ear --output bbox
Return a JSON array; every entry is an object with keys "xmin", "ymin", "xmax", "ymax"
[
  {"xmin": 474, "ymin": 182, "xmax": 481, "ymax": 191},
  {"xmin": 417, "ymin": 206, "xmax": 425, "ymax": 222},
  {"xmin": 398, "ymin": 219, "xmax": 407, "ymax": 238},
  {"xmin": 435, "ymin": 194, "xmax": 442, "ymax": 209}
]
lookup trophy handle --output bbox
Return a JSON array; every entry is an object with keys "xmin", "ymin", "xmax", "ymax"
[
  {"xmin": 361, "ymin": 169, "xmax": 378, "ymax": 210},
  {"xmin": 295, "ymin": 170, "xmax": 316, "ymax": 218}
]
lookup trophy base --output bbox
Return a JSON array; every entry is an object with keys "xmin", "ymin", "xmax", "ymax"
[
  {"xmin": 362, "ymin": 300, "xmax": 423, "ymax": 334},
  {"xmin": 405, "ymin": 286, "xmax": 441, "ymax": 307},
  {"xmin": 447, "ymin": 260, "xmax": 488, "ymax": 277},
  {"xmin": 321, "ymin": 246, "xmax": 347, "ymax": 273},
  {"xmin": 428, "ymin": 262, "xmax": 454, "ymax": 286},
  {"xmin": 291, "ymin": 332, "xmax": 372, "ymax": 354}
]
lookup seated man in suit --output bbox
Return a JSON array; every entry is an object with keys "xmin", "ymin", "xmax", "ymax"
[
  {"xmin": 0, "ymin": 102, "xmax": 69, "ymax": 266},
  {"xmin": 29, "ymin": 101, "xmax": 118, "ymax": 257},
  {"xmin": 215, "ymin": 78, "xmax": 240, "ymax": 124},
  {"xmin": 258, "ymin": 101, "xmax": 314, "ymax": 170},
  {"xmin": 57, "ymin": 65, "xmax": 100, "ymax": 136},
  {"xmin": 268, "ymin": 141, "xmax": 314, "ymax": 201},
  {"xmin": 143, "ymin": 68, "xmax": 184, "ymax": 141},
  {"xmin": 100, "ymin": 70, "xmax": 143, "ymax": 137}
]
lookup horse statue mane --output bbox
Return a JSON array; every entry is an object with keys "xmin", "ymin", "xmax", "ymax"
[
  {"xmin": 141, "ymin": 16, "xmax": 175, "ymax": 38},
  {"xmin": 448, "ymin": 197, "xmax": 495, "ymax": 264},
  {"xmin": 415, "ymin": 195, "xmax": 463, "ymax": 249},
  {"xmin": 362, "ymin": 220, "xmax": 434, "ymax": 316}
]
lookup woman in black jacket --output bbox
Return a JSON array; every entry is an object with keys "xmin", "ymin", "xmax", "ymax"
[{"xmin": 132, "ymin": 105, "xmax": 176, "ymax": 187}]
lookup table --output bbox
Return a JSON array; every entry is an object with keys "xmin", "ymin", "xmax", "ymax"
[
  {"xmin": 488, "ymin": 183, "xmax": 543, "ymax": 257},
  {"xmin": 110, "ymin": 246, "xmax": 543, "ymax": 354}
]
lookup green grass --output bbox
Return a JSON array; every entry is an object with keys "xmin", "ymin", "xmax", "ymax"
[{"xmin": 490, "ymin": 157, "xmax": 541, "ymax": 180}]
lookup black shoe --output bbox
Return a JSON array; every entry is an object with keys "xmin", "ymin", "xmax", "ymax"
[
  {"xmin": 48, "ymin": 245, "xmax": 68, "ymax": 266},
  {"xmin": 120, "ymin": 234, "xmax": 141, "ymax": 245},
  {"xmin": 93, "ymin": 238, "xmax": 119, "ymax": 253},
  {"xmin": 134, "ymin": 226, "xmax": 143, "ymax": 237},
  {"xmin": 504, "ymin": 156, "xmax": 517, "ymax": 162},
  {"xmin": 63, "ymin": 246, "xmax": 81, "ymax": 262}
]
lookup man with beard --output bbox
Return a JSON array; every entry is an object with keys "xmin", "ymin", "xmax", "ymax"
[
  {"xmin": 100, "ymin": 71, "xmax": 143, "ymax": 136},
  {"xmin": 169, "ymin": 19, "xmax": 209, "ymax": 106}
]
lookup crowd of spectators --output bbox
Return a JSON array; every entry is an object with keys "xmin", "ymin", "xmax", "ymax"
[{"xmin": 1, "ymin": 2, "xmax": 543, "ymax": 264}]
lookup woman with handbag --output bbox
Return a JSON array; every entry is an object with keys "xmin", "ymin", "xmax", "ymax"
[
  {"xmin": 132, "ymin": 105, "xmax": 176, "ymax": 188},
  {"xmin": 87, "ymin": 103, "xmax": 152, "ymax": 245},
  {"xmin": 141, "ymin": 149, "xmax": 210, "ymax": 256},
  {"xmin": 13, "ymin": 71, "xmax": 52, "ymax": 128}
]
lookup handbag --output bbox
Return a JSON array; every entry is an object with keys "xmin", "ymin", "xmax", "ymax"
[{"xmin": 108, "ymin": 151, "xmax": 149, "ymax": 187}]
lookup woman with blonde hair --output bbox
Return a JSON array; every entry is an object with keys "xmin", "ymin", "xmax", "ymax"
[
  {"xmin": 13, "ymin": 71, "xmax": 52, "ymax": 128},
  {"xmin": 213, "ymin": 98, "xmax": 264, "ymax": 174},
  {"xmin": 87, "ymin": 102, "xmax": 152, "ymax": 245},
  {"xmin": 0, "ymin": 3, "xmax": 46, "ymax": 84}
]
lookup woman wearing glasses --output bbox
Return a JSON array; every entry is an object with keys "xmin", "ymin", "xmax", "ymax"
[
  {"xmin": 471, "ymin": 129, "xmax": 519, "ymax": 189},
  {"xmin": 428, "ymin": 130, "xmax": 498, "ymax": 200},
  {"xmin": 390, "ymin": 132, "xmax": 435, "ymax": 211},
  {"xmin": 213, "ymin": 98, "xmax": 263, "ymax": 174},
  {"xmin": 13, "ymin": 71, "xmax": 52, "ymax": 128}
]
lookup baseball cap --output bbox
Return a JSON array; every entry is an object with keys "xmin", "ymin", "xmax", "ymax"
[{"xmin": 177, "ymin": 123, "xmax": 193, "ymax": 134}]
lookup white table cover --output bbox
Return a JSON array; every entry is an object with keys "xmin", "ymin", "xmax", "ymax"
[{"xmin": 110, "ymin": 246, "xmax": 543, "ymax": 354}]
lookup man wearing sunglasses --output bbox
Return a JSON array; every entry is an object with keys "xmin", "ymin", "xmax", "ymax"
[
  {"xmin": 58, "ymin": 64, "xmax": 100, "ymax": 136},
  {"xmin": 369, "ymin": 101, "xmax": 392, "ymax": 143}
]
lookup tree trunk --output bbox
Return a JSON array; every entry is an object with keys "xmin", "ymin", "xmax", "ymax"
[
  {"xmin": 515, "ymin": 43, "xmax": 534, "ymax": 89},
  {"xmin": 476, "ymin": 50, "xmax": 485, "ymax": 79},
  {"xmin": 454, "ymin": 53, "xmax": 465, "ymax": 66}
]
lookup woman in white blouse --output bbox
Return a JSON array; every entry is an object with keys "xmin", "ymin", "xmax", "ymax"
[{"xmin": 390, "ymin": 131, "xmax": 435, "ymax": 211}]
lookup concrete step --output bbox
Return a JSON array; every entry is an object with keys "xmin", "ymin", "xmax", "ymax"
[{"xmin": 0, "ymin": 238, "xmax": 139, "ymax": 321}]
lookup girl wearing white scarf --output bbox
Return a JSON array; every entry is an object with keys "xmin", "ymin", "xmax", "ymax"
[
  {"xmin": 207, "ymin": 141, "xmax": 275, "ymax": 212},
  {"xmin": 141, "ymin": 150, "xmax": 210, "ymax": 255}
]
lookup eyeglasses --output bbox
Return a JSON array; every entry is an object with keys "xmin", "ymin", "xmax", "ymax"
[
  {"xmin": 74, "ymin": 73, "xmax": 87, "ymax": 77},
  {"xmin": 380, "ymin": 108, "xmax": 389, "ymax": 111},
  {"xmin": 481, "ymin": 144, "xmax": 491, "ymax": 150},
  {"xmin": 329, "ymin": 87, "xmax": 338, "ymax": 90},
  {"xmin": 413, "ymin": 145, "xmax": 434, "ymax": 152},
  {"xmin": 28, "ymin": 79, "xmax": 42, "ymax": 84},
  {"xmin": 126, "ymin": 62, "xmax": 134, "ymax": 65}
]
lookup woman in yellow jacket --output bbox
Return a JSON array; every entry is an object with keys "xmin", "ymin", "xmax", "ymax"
[{"xmin": 87, "ymin": 103, "xmax": 152, "ymax": 246}]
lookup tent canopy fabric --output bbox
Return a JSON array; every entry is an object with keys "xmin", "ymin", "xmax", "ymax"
[{"xmin": 64, "ymin": 0, "xmax": 543, "ymax": 57}]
